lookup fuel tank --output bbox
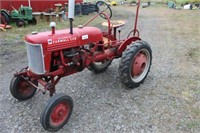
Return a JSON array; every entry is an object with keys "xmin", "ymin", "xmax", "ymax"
[{"xmin": 25, "ymin": 26, "xmax": 103, "ymax": 52}]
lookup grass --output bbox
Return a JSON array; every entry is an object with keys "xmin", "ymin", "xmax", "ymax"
[
  {"xmin": 177, "ymin": 120, "xmax": 200, "ymax": 130},
  {"xmin": 174, "ymin": 0, "xmax": 199, "ymax": 3},
  {"xmin": 157, "ymin": 6, "xmax": 200, "ymax": 62},
  {"xmin": 168, "ymin": 86, "xmax": 200, "ymax": 130},
  {"xmin": 186, "ymin": 47, "xmax": 200, "ymax": 62},
  {"xmin": 145, "ymin": 0, "xmax": 200, "ymax": 3}
]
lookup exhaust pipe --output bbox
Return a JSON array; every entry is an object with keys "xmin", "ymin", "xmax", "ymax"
[{"xmin": 68, "ymin": 0, "xmax": 75, "ymax": 34}]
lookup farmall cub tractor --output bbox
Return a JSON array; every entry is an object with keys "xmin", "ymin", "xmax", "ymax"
[{"xmin": 10, "ymin": 0, "xmax": 152, "ymax": 131}]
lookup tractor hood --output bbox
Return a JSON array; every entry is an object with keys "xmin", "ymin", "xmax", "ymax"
[{"xmin": 24, "ymin": 26, "xmax": 103, "ymax": 51}]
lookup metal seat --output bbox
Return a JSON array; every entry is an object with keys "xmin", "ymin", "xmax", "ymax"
[{"xmin": 102, "ymin": 20, "xmax": 127, "ymax": 28}]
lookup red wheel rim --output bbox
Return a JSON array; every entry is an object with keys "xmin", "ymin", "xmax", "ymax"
[
  {"xmin": 132, "ymin": 51, "xmax": 147, "ymax": 77},
  {"xmin": 50, "ymin": 102, "xmax": 70, "ymax": 127},
  {"xmin": 18, "ymin": 79, "xmax": 34, "ymax": 95}
]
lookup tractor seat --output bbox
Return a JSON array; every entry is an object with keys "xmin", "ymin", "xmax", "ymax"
[{"xmin": 102, "ymin": 20, "xmax": 127, "ymax": 28}]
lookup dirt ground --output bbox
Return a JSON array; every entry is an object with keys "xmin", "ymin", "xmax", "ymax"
[{"xmin": 0, "ymin": 5, "xmax": 200, "ymax": 133}]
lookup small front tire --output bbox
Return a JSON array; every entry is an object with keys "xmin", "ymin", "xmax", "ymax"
[
  {"xmin": 10, "ymin": 76, "xmax": 37, "ymax": 101},
  {"xmin": 40, "ymin": 93, "xmax": 73, "ymax": 132},
  {"xmin": 16, "ymin": 19, "xmax": 25, "ymax": 27}
]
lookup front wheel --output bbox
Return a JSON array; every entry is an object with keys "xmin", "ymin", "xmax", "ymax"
[
  {"xmin": 40, "ymin": 93, "xmax": 73, "ymax": 132},
  {"xmin": 119, "ymin": 41, "xmax": 152, "ymax": 88},
  {"xmin": 10, "ymin": 76, "xmax": 38, "ymax": 101},
  {"xmin": 16, "ymin": 19, "xmax": 25, "ymax": 27}
]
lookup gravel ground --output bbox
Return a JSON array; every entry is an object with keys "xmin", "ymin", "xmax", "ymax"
[{"xmin": 0, "ymin": 5, "xmax": 200, "ymax": 133}]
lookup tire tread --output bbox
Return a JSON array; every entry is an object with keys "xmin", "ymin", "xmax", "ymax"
[
  {"xmin": 119, "ymin": 40, "xmax": 152, "ymax": 89},
  {"xmin": 40, "ymin": 93, "xmax": 73, "ymax": 132}
]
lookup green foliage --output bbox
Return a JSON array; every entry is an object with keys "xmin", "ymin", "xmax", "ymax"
[
  {"xmin": 84, "ymin": 0, "xmax": 199, "ymax": 3},
  {"xmin": 177, "ymin": 120, "xmax": 200, "ymax": 130},
  {"xmin": 175, "ymin": 0, "xmax": 199, "ymax": 3}
]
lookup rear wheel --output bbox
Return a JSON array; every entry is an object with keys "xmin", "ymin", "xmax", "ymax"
[
  {"xmin": 88, "ymin": 60, "xmax": 112, "ymax": 73},
  {"xmin": 40, "ymin": 93, "xmax": 73, "ymax": 132},
  {"xmin": 0, "ymin": 12, "xmax": 10, "ymax": 24},
  {"xmin": 119, "ymin": 41, "xmax": 152, "ymax": 88},
  {"xmin": 10, "ymin": 76, "xmax": 38, "ymax": 101}
]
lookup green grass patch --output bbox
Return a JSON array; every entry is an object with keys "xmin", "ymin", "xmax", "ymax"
[
  {"xmin": 177, "ymin": 120, "xmax": 200, "ymax": 130},
  {"xmin": 186, "ymin": 47, "xmax": 200, "ymax": 62},
  {"xmin": 141, "ymin": 0, "xmax": 199, "ymax": 3},
  {"xmin": 175, "ymin": 0, "xmax": 199, "ymax": 4}
]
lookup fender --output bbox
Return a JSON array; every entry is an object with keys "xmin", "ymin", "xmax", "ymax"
[
  {"xmin": 117, "ymin": 36, "xmax": 141, "ymax": 55},
  {"xmin": 0, "ymin": 9, "xmax": 10, "ymax": 18}
]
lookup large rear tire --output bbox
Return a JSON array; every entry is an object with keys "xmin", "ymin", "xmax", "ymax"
[
  {"xmin": 40, "ymin": 93, "xmax": 73, "ymax": 132},
  {"xmin": 119, "ymin": 41, "xmax": 152, "ymax": 88},
  {"xmin": 0, "ymin": 12, "xmax": 10, "ymax": 24}
]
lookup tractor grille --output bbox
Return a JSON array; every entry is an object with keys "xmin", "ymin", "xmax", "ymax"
[
  {"xmin": 26, "ymin": 10, "xmax": 32, "ymax": 16},
  {"xmin": 25, "ymin": 42, "xmax": 45, "ymax": 74}
]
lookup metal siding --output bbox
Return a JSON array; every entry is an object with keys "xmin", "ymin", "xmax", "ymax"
[{"xmin": 1, "ymin": 0, "xmax": 83, "ymax": 12}]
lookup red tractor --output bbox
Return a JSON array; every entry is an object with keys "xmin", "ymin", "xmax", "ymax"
[{"xmin": 10, "ymin": 0, "xmax": 152, "ymax": 131}]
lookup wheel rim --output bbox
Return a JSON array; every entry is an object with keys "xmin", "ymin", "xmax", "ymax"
[
  {"xmin": 50, "ymin": 102, "xmax": 70, "ymax": 127},
  {"xmin": 131, "ymin": 49, "xmax": 150, "ymax": 82},
  {"xmin": 18, "ymin": 79, "xmax": 34, "ymax": 95}
]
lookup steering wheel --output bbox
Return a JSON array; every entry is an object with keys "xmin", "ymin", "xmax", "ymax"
[{"xmin": 96, "ymin": 1, "xmax": 112, "ymax": 19}]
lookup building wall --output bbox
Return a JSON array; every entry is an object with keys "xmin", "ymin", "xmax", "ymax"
[{"xmin": 0, "ymin": 0, "xmax": 83, "ymax": 12}]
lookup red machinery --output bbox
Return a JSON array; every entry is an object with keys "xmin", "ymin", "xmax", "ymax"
[
  {"xmin": 10, "ymin": 0, "xmax": 152, "ymax": 131},
  {"xmin": 0, "ymin": 0, "xmax": 83, "ymax": 12},
  {"xmin": 0, "ymin": 13, "xmax": 12, "ymax": 31}
]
